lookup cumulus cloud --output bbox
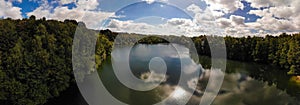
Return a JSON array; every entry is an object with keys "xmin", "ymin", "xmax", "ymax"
[
  {"xmin": 107, "ymin": 19, "xmax": 156, "ymax": 33},
  {"xmin": 187, "ymin": 4, "xmax": 214, "ymax": 22},
  {"xmin": 245, "ymin": 0, "xmax": 292, "ymax": 8},
  {"xmin": 216, "ymin": 15, "xmax": 245, "ymax": 28},
  {"xmin": 269, "ymin": 7, "xmax": 293, "ymax": 19},
  {"xmin": 248, "ymin": 9, "xmax": 269, "ymax": 17},
  {"xmin": 186, "ymin": 4, "xmax": 203, "ymax": 13},
  {"xmin": 204, "ymin": 0, "xmax": 244, "ymax": 13},
  {"xmin": 216, "ymin": 18, "xmax": 266, "ymax": 36},
  {"xmin": 185, "ymin": 4, "xmax": 224, "ymax": 36},
  {"xmin": 245, "ymin": 0, "xmax": 300, "ymax": 35},
  {"xmin": 76, "ymin": 0, "xmax": 99, "ymax": 10},
  {"xmin": 27, "ymin": 0, "xmax": 114, "ymax": 29},
  {"xmin": 230, "ymin": 15, "xmax": 245, "ymax": 26},
  {"xmin": 167, "ymin": 18, "xmax": 194, "ymax": 27},
  {"xmin": 217, "ymin": 18, "xmax": 231, "ymax": 28},
  {"xmin": 249, "ymin": 6, "xmax": 295, "ymax": 19},
  {"xmin": 0, "ymin": 0, "xmax": 22, "ymax": 19},
  {"xmin": 203, "ymin": 0, "xmax": 300, "ymax": 36},
  {"xmin": 256, "ymin": 16, "xmax": 296, "ymax": 31},
  {"xmin": 211, "ymin": 10, "xmax": 225, "ymax": 19}
]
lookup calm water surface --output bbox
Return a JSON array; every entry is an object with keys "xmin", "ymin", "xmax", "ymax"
[{"xmin": 47, "ymin": 44, "xmax": 300, "ymax": 105}]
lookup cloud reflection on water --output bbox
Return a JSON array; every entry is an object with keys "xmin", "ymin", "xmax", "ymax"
[
  {"xmin": 108, "ymin": 44, "xmax": 296, "ymax": 105},
  {"xmin": 139, "ymin": 70, "xmax": 296, "ymax": 105}
]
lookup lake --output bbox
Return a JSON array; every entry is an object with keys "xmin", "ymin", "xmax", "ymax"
[{"xmin": 47, "ymin": 44, "xmax": 300, "ymax": 105}]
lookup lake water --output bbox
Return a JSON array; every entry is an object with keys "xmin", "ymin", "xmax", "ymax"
[{"xmin": 47, "ymin": 44, "xmax": 300, "ymax": 105}]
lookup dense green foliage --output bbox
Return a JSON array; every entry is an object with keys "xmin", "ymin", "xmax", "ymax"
[
  {"xmin": 0, "ymin": 16, "xmax": 299, "ymax": 105},
  {"xmin": 192, "ymin": 34, "xmax": 300, "ymax": 74},
  {"xmin": 0, "ymin": 16, "xmax": 112, "ymax": 105}
]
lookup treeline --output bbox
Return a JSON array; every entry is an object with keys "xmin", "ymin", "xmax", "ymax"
[
  {"xmin": 0, "ymin": 16, "xmax": 112, "ymax": 105},
  {"xmin": 101, "ymin": 29, "xmax": 300, "ymax": 75},
  {"xmin": 192, "ymin": 34, "xmax": 300, "ymax": 75}
]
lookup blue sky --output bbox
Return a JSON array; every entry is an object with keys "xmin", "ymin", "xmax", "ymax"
[
  {"xmin": 223, "ymin": 1, "xmax": 260, "ymax": 23},
  {"xmin": 1, "ymin": 0, "xmax": 299, "ymax": 36},
  {"xmin": 115, "ymin": 2, "xmax": 193, "ymax": 21}
]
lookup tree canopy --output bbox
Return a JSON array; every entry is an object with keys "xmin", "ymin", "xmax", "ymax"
[{"xmin": 0, "ymin": 17, "xmax": 112, "ymax": 105}]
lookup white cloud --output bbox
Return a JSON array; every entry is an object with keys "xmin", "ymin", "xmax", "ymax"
[
  {"xmin": 217, "ymin": 18, "xmax": 231, "ymax": 28},
  {"xmin": 245, "ymin": 22, "xmax": 260, "ymax": 29},
  {"xmin": 190, "ymin": 6, "xmax": 217, "ymax": 25},
  {"xmin": 0, "ymin": 0, "xmax": 22, "ymax": 19},
  {"xmin": 187, "ymin": 4, "xmax": 226, "ymax": 30},
  {"xmin": 196, "ymin": 0, "xmax": 299, "ymax": 36},
  {"xmin": 255, "ymin": 16, "xmax": 296, "ymax": 31},
  {"xmin": 215, "ymin": 15, "xmax": 245, "ymax": 29},
  {"xmin": 106, "ymin": 19, "xmax": 182, "ymax": 35},
  {"xmin": 269, "ymin": 7, "xmax": 293, "ymax": 19},
  {"xmin": 183, "ymin": 0, "xmax": 299, "ymax": 36},
  {"xmin": 249, "ymin": 6, "xmax": 295, "ymax": 19},
  {"xmin": 244, "ymin": 0, "xmax": 271, "ymax": 8},
  {"xmin": 214, "ymin": 15, "xmax": 255, "ymax": 36},
  {"xmin": 27, "ymin": 0, "xmax": 114, "ymax": 29},
  {"xmin": 246, "ymin": 0, "xmax": 300, "ymax": 35},
  {"xmin": 76, "ymin": 0, "xmax": 99, "ymax": 10},
  {"xmin": 107, "ymin": 19, "xmax": 158, "ymax": 34},
  {"xmin": 245, "ymin": 0, "xmax": 292, "ymax": 8},
  {"xmin": 248, "ymin": 9, "xmax": 269, "ymax": 17},
  {"xmin": 204, "ymin": 0, "xmax": 244, "ymax": 13},
  {"xmin": 167, "ymin": 18, "xmax": 194, "ymax": 27},
  {"xmin": 211, "ymin": 10, "xmax": 225, "ymax": 18},
  {"xmin": 230, "ymin": 15, "xmax": 245, "ymax": 26},
  {"xmin": 187, "ymin": 4, "xmax": 203, "ymax": 13}
]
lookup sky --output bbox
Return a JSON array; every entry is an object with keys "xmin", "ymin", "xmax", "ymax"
[{"xmin": 0, "ymin": 0, "xmax": 299, "ymax": 37}]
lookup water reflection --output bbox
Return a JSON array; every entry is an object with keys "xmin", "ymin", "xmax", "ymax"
[
  {"xmin": 190, "ymin": 72, "xmax": 296, "ymax": 105},
  {"xmin": 99, "ymin": 44, "xmax": 299, "ymax": 105}
]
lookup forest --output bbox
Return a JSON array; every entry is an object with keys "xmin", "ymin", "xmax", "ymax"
[
  {"xmin": 0, "ymin": 16, "xmax": 299, "ymax": 105},
  {"xmin": 192, "ymin": 34, "xmax": 300, "ymax": 75},
  {"xmin": 0, "ymin": 16, "xmax": 112, "ymax": 105}
]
